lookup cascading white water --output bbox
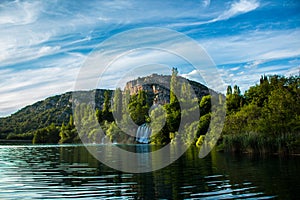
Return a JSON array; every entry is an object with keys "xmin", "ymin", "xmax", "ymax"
[
  {"xmin": 101, "ymin": 135, "xmax": 109, "ymax": 144},
  {"xmin": 136, "ymin": 123, "xmax": 152, "ymax": 144}
]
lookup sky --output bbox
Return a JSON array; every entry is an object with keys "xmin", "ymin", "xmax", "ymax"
[{"xmin": 0, "ymin": 0, "xmax": 299, "ymax": 117}]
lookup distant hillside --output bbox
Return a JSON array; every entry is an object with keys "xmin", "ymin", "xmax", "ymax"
[
  {"xmin": 0, "ymin": 89, "xmax": 111, "ymax": 139},
  {"xmin": 0, "ymin": 74, "xmax": 215, "ymax": 139}
]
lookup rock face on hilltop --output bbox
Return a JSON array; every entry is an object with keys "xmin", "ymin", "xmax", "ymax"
[{"xmin": 124, "ymin": 73, "xmax": 211, "ymax": 104}]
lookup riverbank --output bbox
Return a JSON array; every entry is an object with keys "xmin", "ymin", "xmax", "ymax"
[
  {"xmin": 0, "ymin": 139, "xmax": 32, "ymax": 145},
  {"xmin": 217, "ymin": 132, "xmax": 300, "ymax": 155}
]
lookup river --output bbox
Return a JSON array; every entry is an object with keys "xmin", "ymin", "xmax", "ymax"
[{"xmin": 0, "ymin": 144, "xmax": 299, "ymax": 199}]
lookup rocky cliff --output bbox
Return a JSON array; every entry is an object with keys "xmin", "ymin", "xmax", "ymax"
[{"xmin": 124, "ymin": 73, "xmax": 212, "ymax": 104}]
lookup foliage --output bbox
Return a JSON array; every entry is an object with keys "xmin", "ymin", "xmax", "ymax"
[
  {"xmin": 226, "ymin": 85, "xmax": 243, "ymax": 113},
  {"xmin": 128, "ymin": 90, "xmax": 150, "ymax": 126},
  {"xmin": 170, "ymin": 67, "xmax": 179, "ymax": 104},
  {"xmin": 221, "ymin": 74, "xmax": 300, "ymax": 154},
  {"xmin": 222, "ymin": 132, "xmax": 300, "ymax": 154},
  {"xmin": 196, "ymin": 135, "xmax": 205, "ymax": 148},
  {"xmin": 59, "ymin": 115, "xmax": 78, "ymax": 143},
  {"xmin": 6, "ymin": 132, "xmax": 33, "ymax": 140},
  {"xmin": 98, "ymin": 90, "xmax": 114, "ymax": 122},
  {"xmin": 112, "ymin": 88, "xmax": 123, "ymax": 121},
  {"xmin": 32, "ymin": 123, "xmax": 60, "ymax": 144},
  {"xmin": 0, "ymin": 90, "xmax": 109, "ymax": 139}
]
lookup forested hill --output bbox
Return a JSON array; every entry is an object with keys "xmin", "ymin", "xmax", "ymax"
[{"xmin": 0, "ymin": 89, "xmax": 111, "ymax": 139}]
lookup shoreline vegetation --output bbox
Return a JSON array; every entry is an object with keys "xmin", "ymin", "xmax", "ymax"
[
  {"xmin": 219, "ymin": 74, "xmax": 300, "ymax": 155},
  {"xmin": 1, "ymin": 69, "xmax": 299, "ymax": 155}
]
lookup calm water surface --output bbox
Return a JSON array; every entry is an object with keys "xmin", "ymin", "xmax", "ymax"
[{"xmin": 0, "ymin": 144, "xmax": 299, "ymax": 199}]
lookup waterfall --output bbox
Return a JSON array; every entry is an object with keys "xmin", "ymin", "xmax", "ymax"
[
  {"xmin": 136, "ymin": 123, "xmax": 152, "ymax": 144},
  {"xmin": 101, "ymin": 135, "xmax": 109, "ymax": 144}
]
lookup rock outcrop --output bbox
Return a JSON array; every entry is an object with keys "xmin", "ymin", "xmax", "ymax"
[{"xmin": 124, "ymin": 73, "xmax": 212, "ymax": 104}]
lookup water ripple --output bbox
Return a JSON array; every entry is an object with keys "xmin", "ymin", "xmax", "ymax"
[{"xmin": 0, "ymin": 145, "xmax": 280, "ymax": 199}]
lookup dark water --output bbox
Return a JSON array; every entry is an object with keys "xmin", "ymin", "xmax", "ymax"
[{"xmin": 0, "ymin": 144, "xmax": 299, "ymax": 199}]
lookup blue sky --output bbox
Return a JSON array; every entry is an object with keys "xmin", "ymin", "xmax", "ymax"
[{"xmin": 0, "ymin": 0, "xmax": 299, "ymax": 117}]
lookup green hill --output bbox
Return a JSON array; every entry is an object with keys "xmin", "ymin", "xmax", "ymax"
[{"xmin": 0, "ymin": 89, "xmax": 111, "ymax": 139}]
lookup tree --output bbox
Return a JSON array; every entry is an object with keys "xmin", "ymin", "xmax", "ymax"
[
  {"xmin": 181, "ymin": 82, "xmax": 192, "ymax": 101},
  {"xmin": 59, "ymin": 115, "xmax": 77, "ymax": 143},
  {"xmin": 226, "ymin": 85, "xmax": 232, "ymax": 95},
  {"xmin": 102, "ymin": 90, "xmax": 113, "ymax": 122},
  {"xmin": 198, "ymin": 113, "xmax": 211, "ymax": 136},
  {"xmin": 128, "ymin": 90, "xmax": 150, "ymax": 126},
  {"xmin": 33, "ymin": 123, "xmax": 60, "ymax": 144},
  {"xmin": 112, "ymin": 88, "xmax": 123, "ymax": 121},
  {"xmin": 263, "ymin": 88, "xmax": 295, "ymax": 134},
  {"xmin": 221, "ymin": 74, "xmax": 300, "ymax": 154},
  {"xmin": 106, "ymin": 122, "xmax": 125, "ymax": 142},
  {"xmin": 200, "ymin": 95, "xmax": 211, "ymax": 115},
  {"xmin": 170, "ymin": 67, "xmax": 179, "ymax": 104},
  {"xmin": 226, "ymin": 85, "xmax": 242, "ymax": 113}
]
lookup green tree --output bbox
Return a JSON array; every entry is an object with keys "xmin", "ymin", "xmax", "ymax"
[
  {"xmin": 102, "ymin": 90, "xmax": 113, "ymax": 122},
  {"xmin": 226, "ymin": 85, "xmax": 242, "ymax": 113},
  {"xmin": 106, "ymin": 122, "xmax": 125, "ymax": 142},
  {"xmin": 128, "ymin": 90, "xmax": 149, "ymax": 126},
  {"xmin": 200, "ymin": 95, "xmax": 211, "ymax": 115},
  {"xmin": 59, "ymin": 115, "xmax": 77, "ymax": 143},
  {"xmin": 33, "ymin": 123, "xmax": 60, "ymax": 144},
  {"xmin": 112, "ymin": 88, "xmax": 123, "ymax": 121},
  {"xmin": 263, "ymin": 87, "xmax": 295, "ymax": 134},
  {"xmin": 226, "ymin": 85, "xmax": 232, "ymax": 95},
  {"xmin": 198, "ymin": 113, "xmax": 211, "ymax": 136},
  {"xmin": 170, "ymin": 67, "xmax": 179, "ymax": 104}
]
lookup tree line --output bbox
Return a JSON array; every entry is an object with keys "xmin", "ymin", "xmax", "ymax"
[{"xmin": 30, "ymin": 70, "xmax": 300, "ymax": 154}]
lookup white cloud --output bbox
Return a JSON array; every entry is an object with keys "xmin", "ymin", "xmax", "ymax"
[
  {"xmin": 285, "ymin": 66, "xmax": 300, "ymax": 76},
  {"xmin": 181, "ymin": 68, "xmax": 227, "ymax": 93},
  {"xmin": 0, "ymin": 27, "xmax": 55, "ymax": 66},
  {"xmin": 202, "ymin": 0, "xmax": 211, "ymax": 8},
  {"xmin": 201, "ymin": 29, "xmax": 300, "ymax": 65},
  {"xmin": 229, "ymin": 66, "xmax": 240, "ymax": 71},
  {"xmin": 172, "ymin": 0, "xmax": 260, "ymax": 27},
  {"xmin": 215, "ymin": 0, "xmax": 260, "ymax": 21},
  {"xmin": 217, "ymin": 59, "xmax": 300, "ymax": 94},
  {"xmin": 0, "ymin": 1, "xmax": 41, "ymax": 25},
  {"xmin": 181, "ymin": 70, "xmax": 205, "ymax": 84},
  {"xmin": 37, "ymin": 46, "xmax": 60, "ymax": 56},
  {"xmin": 244, "ymin": 60, "xmax": 265, "ymax": 69},
  {"xmin": 0, "ymin": 53, "xmax": 84, "ymax": 116},
  {"xmin": 0, "ymin": 1, "xmax": 102, "ymax": 67}
]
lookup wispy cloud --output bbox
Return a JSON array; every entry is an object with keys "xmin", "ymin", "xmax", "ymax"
[
  {"xmin": 201, "ymin": 29, "xmax": 300, "ymax": 65},
  {"xmin": 202, "ymin": 0, "xmax": 211, "ymax": 8},
  {"xmin": 181, "ymin": 70, "xmax": 205, "ymax": 84},
  {"xmin": 172, "ymin": 0, "xmax": 260, "ymax": 27},
  {"xmin": 215, "ymin": 0, "xmax": 260, "ymax": 21},
  {"xmin": 0, "ymin": 53, "xmax": 84, "ymax": 116},
  {"xmin": 217, "ymin": 57, "xmax": 300, "ymax": 93},
  {"xmin": 0, "ymin": 1, "xmax": 41, "ymax": 25}
]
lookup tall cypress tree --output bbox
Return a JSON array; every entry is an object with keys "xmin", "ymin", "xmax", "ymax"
[
  {"xmin": 170, "ymin": 67, "xmax": 179, "ymax": 104},
  {"xmin": 112, "ymin": 88, "xmax": 122, "ymax": 121}
]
